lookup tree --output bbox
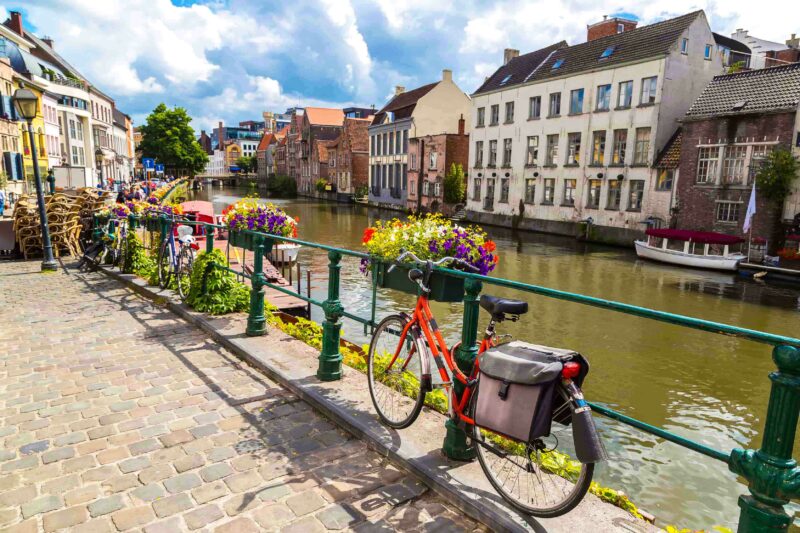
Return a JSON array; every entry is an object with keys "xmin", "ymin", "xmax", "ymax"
[
  {"xmin": 235, "ymin": 156, "xmax": 256, "ymax": 174},
  {"xmin": 138, "ymin": 103, "xmax": 209, "ymax": 176},
  {"xmin": 443, "ymin": 163, "xmax": 466, "ymax": 204},
  {"xmin": 755, "ymin": 147, "xmax": 799, "ymax": 202}
]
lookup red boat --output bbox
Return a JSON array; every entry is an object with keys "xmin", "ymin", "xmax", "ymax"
[{"xmin": 179, "ymin": 201, "xmax": 215, "ymax": 236}]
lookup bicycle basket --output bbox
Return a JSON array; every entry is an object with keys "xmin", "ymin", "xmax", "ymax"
[{"xmin": 474, "ymin": 341, "xmax": 583, "ymax": 441}]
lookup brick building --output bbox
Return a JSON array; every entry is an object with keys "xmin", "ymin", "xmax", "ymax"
[
  {"xmin": 676, "ymin": 64, "xmax": 800, "ymax": 248},
  {"xmin": 406, "ymin": 116, "xmax": 469, "ymax": 214},
  {"xmin": 299, "ymin": 107, "xmax": 344, "ymax": 195},
  {"xmin": 327, "ymin": 117, "xmax": 371, "ymax": 202}
]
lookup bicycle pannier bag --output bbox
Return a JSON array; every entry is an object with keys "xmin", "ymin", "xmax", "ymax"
[{"xmin": 474, "ymin": 341, "xmax": 579, "ymax": 442}]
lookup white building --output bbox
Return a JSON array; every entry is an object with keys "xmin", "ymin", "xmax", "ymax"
[
  {"xmin": 89, "ymin": 86, "xmax": 115, "ymax": 187},
  {"xmin": 112, "ymin": 108, "xmax": 133, "ymax": 184},
  {"xmin": 237, "ymin": 139, "xmax": 258, "ymax": 158},
  {"xmin": 42, "ymin": 92, "xmax": 60, "ymax": 170},
  {"xmin": 730, "ymin": 29, "xmax": 788, "ymax": 69},
  {"xmin": 204, "ymin": 149, "xmax": 227, "ymax": 177},
  {"xmin": 466, "ymin": 11, "xmax": 724, "ymax": 245}
]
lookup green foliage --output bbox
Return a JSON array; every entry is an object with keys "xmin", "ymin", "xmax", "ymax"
[
  {"xmin": 663, "ymin": 527, "xmax": 732, "ymax": 533},
  {"xmin": 235, "ymin": 156, "xmax": 257, "ymax": 173},
  {"xmin": 122, "ymin": 232, "xmax": 151, "ymax": 275},
  {"xmin": 727, "ymin": 61, "xmax": 746, "ymax": 74},
  {"xmin": 185, "ymin": 249, "xmax": 249, "ymax": 314},
  {"xmin": 267, "ymin": 175, "xmax": 297, "ymax": 198},
  {"xmin": 138, "ymin": 103, "xmax": 209, "ymax": 175},
  {"xmin": 315, "ymin": 178, "xmax": 327, "ymax": 193},
  {"xmin": 355, "ymin": 185, "xmax": 368, "ymax": 198},
  {"xmin": 755, "ymin": 147, "xmax": 799, "ymax": 202},
  {"xmin": 443, "ymin": 163, "xmax": 466, "ymax": 204},
  {"xmin": 0, "ymin": 171, "xmax": 7, "ymax": 191}
]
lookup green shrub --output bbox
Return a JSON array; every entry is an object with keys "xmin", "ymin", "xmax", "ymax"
[
  {"xmin": 185, "ymin": 249, "xmax": 249, "ymax": 314},
  {"xmin": 443, "ymin": 163, "xmax": 466, "ymax": 204},
  {"xmin": 315, "ymin": 178, "xmax": 327, "ymax": 193},
  {"xmin": 122, "ymin": 232, "xmax": 152, "ymax": 275},
  {"xmin": 267, "ymin": 175, "xmax": 297, "ymax": 197}
]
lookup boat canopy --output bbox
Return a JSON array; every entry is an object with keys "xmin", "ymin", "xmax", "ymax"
[{"xmin": 645, "ymin": 228, "xmax": 744, "ymax": 245}]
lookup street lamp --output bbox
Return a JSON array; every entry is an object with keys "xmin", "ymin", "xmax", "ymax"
[{"xmin": 13, "ymin": 88, "xmax": 57, "ymax": 271}]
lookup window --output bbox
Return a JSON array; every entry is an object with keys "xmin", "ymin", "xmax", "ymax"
[
  {"xmin": 526, "ymin": 136, "xmax": 539, "ymax": 166},
  {"xmin": 382, "ymin": 133, "xmax": 387, "ymax": 154},
  {"xmin": 529, "ymin": 96, "xmax": 541, "ymax": 119},
  {"xmin": 696, "ymin": 146, "xmax": 720, "ymax": 183},
  {"xmin": 389, "ymin": 132, "xmax": 394, "ymax": 155},
  {"xmin": 569, "ymin": 89, "xmax": 584, "ymax": 114},
  {"xmin": 617, "ymin": 23, "xmax": 624, "ymax": 33},
  {"xmin": 628, "ymin": 180, "xmax": 645, "ymax": 211},
  {"xmin": 403, "ymin": 130, "xmax": 408, "ymax": 153},
  {"xmin": 716, "ymin": 201, "xmax": 740, "ymax": 223},
  {"xmin": 524, "ymin": 179, "xmax": 536, "ymax": 203},
  {"xmin": 500, "ymin": 74, "xmax": 512, "ymax": 86},
  {"xmin": 500, "ymin": 178, "xmax": 509, "ymax": 203},
  {"xmin": 600, "ymin": 46, "xmax": 615, "ymax": 59},
  {"xmin": 704, "ymin": 44, "xmax": 712, "ymax": 60},
  {"xmin": 370, "ymin": 136, "xmax": 375, "ymax": 156},
  {"xmin": 611, "ymin": 129, "xmax": 627, "ymax": 165},
  {"xmin": 545, "ymin": 134, "xmax": 559, "ymax": 166},
  {"xmin": 640, "ymin": 77, "xmax": 657, "ymax": 105},
  {"xmin": 750, "ymin": 145, "xmax": 773, "ymax": 183},
  {"xmin": 552, "ymin": 59, "xmax": 564, "ymax": 69},
  {"xmin": 472, "ymin": 178, "xmax": 482, "ymax": 201},
  {"xmin": 381, "ymin": 165, "xmax": 387, "ymax": 188},
  {"xmin": 633, "ymin": 127, "xmax": 650, "ymax": 165},
  {"xmin": 548, "ymin": 93, "xmax": 561, "ymax": 117},
  {"xmin": 505, "ymin": 102, "xmax": 515, "ymax": 123},
  {"xmin": 69, "ymin": 119, "xmax": 77, "ymax": 140},
  {"xmin": 596, "ymin": 84, "xmax": 611, "ymax": 111},
  {"xmin": 488, "ymin": 140, "xmax": 497, "ymax": 167},
  {"xmin": 681, "ymin": 38, "xmax": 689, "ymax": 54},
  {"xmin": 617, "ymin": 81, "xmax": 633, "ymax": 108},
  {"xmin": 429, "ymin": 150, "xmax": 438, "ymax": 169},
  {"xmin": 586, "ymin": 179, "xmax": 601, "ymax": 208},
  {"xmin": 656, "ymin": 169, "xmax": 674, "ymax": 190},
  {"xmin": 566, "ymin": 133, "xmax": 581, "ymax": 165},
  {"xmin": 591, "ymin": 131, "xmax": 606, "ymax": 165},
  {"xmin": 606, "ymin": 180, "xmax": 621, "ymax": 210},
  {"xmin": 396, "ymin": 131, "xmax": 402, "ymax": 153},
  {"xmin": 722, "ymin": 145, "xmax": 747, "ymax": 184},
  {"xmin": 476, "ymin": 107, "xmax": 485, "ymax": 127},
  {"xmin": 502, "ymin": 138, "xmax": 512, "ymax": 167},
  {"xmin": 543, "ymin": 178, "xmax": 555, "ymax": 204},
  {"xmin": 562, "ymin": 179, "xmax": 576, "ymax": 206},
  {"xmin": 474, "ymin": 141, "xmax": 484, "ymax": 167},
  {"xmin": 485, "ymin": 178, "xmax": 495, "ymax": 203},
  {"xmin": 490, "ymin": 105, "xmax": 500, "ymax": 126}
]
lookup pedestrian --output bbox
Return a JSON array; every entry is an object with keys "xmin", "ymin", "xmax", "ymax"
[{"xmin": 0, "ymin": 189, "xmax": 5, "ymax": 217}]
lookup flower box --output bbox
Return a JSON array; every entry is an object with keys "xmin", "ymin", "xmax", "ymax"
[
  {"xmin": 229, "ymin": 230, "xmax": 274, "ymax": 255},
  {"xmin": 376, "ymin": 262, "xmax": 465, "ymax": 303}
]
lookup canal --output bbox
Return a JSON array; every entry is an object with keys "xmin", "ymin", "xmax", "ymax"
[{"xmin": 191, "ymin": 185, "xmax": 800, "ymax": 529}]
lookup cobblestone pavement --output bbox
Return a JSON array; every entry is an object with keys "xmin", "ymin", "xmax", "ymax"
[{"xmin": 0, "ymin": 261, "xmax": 482, "ymax": 532}]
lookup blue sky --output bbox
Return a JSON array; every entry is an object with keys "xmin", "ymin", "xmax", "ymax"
[{"xmin": 5, "ymin": 1, "xmax": 798, "ymax": 133}]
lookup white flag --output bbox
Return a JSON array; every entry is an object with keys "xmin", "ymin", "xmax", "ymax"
[{"xmin": 743, "ymin": 182, "xmax": 757, "ymax": 233}]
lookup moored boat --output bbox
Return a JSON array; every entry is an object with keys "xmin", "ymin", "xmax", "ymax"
[
  {"xmin": 180, "ymin": 201, "xmax": 215, "ymax": 236},
  {"xmin": 634, "ymin": 228, "xmax": 746, "ymax": 271},
  {"xmin": 267, "ymin": 243, "xmax": 302, "ymax": 264}
]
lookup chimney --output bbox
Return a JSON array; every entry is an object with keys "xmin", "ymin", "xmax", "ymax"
[
  {"xmin": 42, "ymin": 36, "xmax": 54, "ymax": 49},
  {"xmin": 503, "ymin": 49, "xmax": 519, "ymax": 65},
  {"xmin": 587, "ymin": 16, "xmax": 637, "ymax": 41},
  {"xmin": 787, "ymin": 33, "xmax": 799, "ymax": 49},
  {"xmin": 8, "ymin": 11, "xmax": 23, "ymax": 36},
  {"xmin": 442, "ymin": 69, "xmax": 452, "ymax": 82},
  {"xmin": 394, "ymin": 86, "xmax": 405, "ymax": 96},
  {"xmin": 457, "ymin": 114, "xmax": 465, "ymax": 135}
]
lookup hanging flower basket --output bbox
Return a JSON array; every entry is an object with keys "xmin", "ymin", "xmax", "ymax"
[
  {"xmin": 229, "ymin": 230, "xmax": 275, "ymax": 255},
  {"xmin": 376, "ymin": 262, "xmax": 465, "ymax": 302},
  {"xmin": 223, "ymin": 200, "xmax": 297, "ymax": 256}
]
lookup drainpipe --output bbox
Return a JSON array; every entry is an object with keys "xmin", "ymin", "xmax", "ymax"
[{"xmin": 416, "ymin": 140, "xmax": 424, "ymax": 214}]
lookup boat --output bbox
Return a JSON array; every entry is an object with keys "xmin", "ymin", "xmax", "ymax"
[
  {"xmin": 179, "ymin": 201, "xmax": 215, "ymax": 236},
  {"xmin": 634, "ymin": 228, "xmax": 746, "ymax": 271},
  {"xmin": 267, "ymin": 243, "xmax": 302, "ymax": 264},
  {"xmin": 354, "ymin": 195, "xmax": 369, "ymax": 205}
]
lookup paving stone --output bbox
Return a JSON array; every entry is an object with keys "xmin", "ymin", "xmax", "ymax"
[
  {"xmin": 110, "ymin": 400, "xmax": 136, "ymax": 412},
  {"xmin": 0, "ymin": 485, "xmax": 36, "ymax": 507},
  {"xmin": 199, "ymin": 463, "xmax": 233, "ymax": 482},
  {"xmin": 131, "ymin": 483, "xmax": 166, "ymax": 502},
  {"xmin": 316, "ymin": 503, "xmax": 364, "ymax": 530},
  {"xmin": 81, "ymin": 465, "xmax": 117, "ymax": 482},
  {"xmin": 62, "ymin": 455, "xmax": 97, "ymax": 473},
  {"xmin": 111, "ymin": 505, "xmax": 156, "ymax": 531},
  {"xmin": 173, "ymin": 453, "xmax": 204, "ymax": 473},
  {"xmin": 97, "ymin": 447, "xmax": 128, "ymax": 465},
  {"xmin": 20, "ymin": 494, "xmax": 61, "ymax": 519},
  {"xmin": 164, "ymin": 472, "xmax": 202, "ymax": 493},
  {"xmin": 183, "ymin": 503, "xmax": 224, "ymax": 530},
  {"xmin": 1, "ymin": 455, "xmax": 38, "ymax": 472},
  {"xmin": 101, "ymin": 473, "xmax": 141, "ymax": 493},
  {"xmin": 280, "ymin": 515, "xmax": 327, "ymax": 533},
  {"xmin": 42, "ymin": 505, "xmax": 88, "ymax": 532},
  {"xmin": 129, "ymin": 438, "xmax": 162, "ymax": 456},
  {"xmin": 224, "ymin": 471, "xmax": 262, "ymax": 493},
  {"xmin": 189, "ymin": 424, "xmax": 219, "ymax": 438},
  {"xmin": 206, "ymin": 447, "xmax": 236, "ymax": 463},
  {"xmin": 192, "ymin": 482, "xmax": 229, "ymax": 504},
  {"xmin": 258, "ymin": 482, "xmax": 292, "ymax": 502},
  {"xmin": 253, "ymin": 503, "xmax": 295, "ymax": 528},
  {"xmin": 65, "ymin": 485, "xmax": 101, "ymax": 506},
  {"xmin": 152, "ymin": 492, "xmax": 193, "ymax": 518},
  {"xmin": 88, "ymin": 494, "xmax": 125, "ymax": 517},
  {"xmin": 214, "ymin": 517, "xmax": 260, "ymax": 533},
  {"xmin": 118, "ymin": 455, "xmax": 150, "ymax": 473},
  {"xmin": 19, "ymin": 440, "xmax": 49, "ymax": 455},
  {"xmin": 285, "ymin": 490, "xmax": 326, "ymax": 516},
  {"xmin": 222, "ymin": 493, "xmax": 261, "ymax": 517},
  {"xmin": 138, "ymin": 463, "xmax": 174, "ymax": 484},
  {"xmin": 159, "ymin": 430, "xmax": 193, "ymax": 448},
  {"xmin": 54, "ymin": 432, "xmax": 86, "ymax": 446},
  {"xmin": 41, "ymin": 474, "xmax": 80, "ymax": 495}
]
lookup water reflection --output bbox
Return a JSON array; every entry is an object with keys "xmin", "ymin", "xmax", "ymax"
[{"xmin": 192, "ymin": 188, "xmax": 800, "ymax": 528}]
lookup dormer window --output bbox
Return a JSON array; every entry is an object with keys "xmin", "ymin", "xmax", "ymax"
[
  {"xmin": 552, "ymin": 59, "xmax": 564, "ymax": 70},
  {"xmin": 499, "ymin": 74, "xmax": 512, "ymax": 86},
  {"xmin": 617, "ymin": 23, "xmax": 624, "ymax": 33},
  {"xmin": 600, "ymin": 46, "xmax": 616, "ymax": 60}
]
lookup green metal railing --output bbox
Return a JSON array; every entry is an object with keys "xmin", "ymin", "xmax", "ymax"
[{"xmin": 96, "ymin": 216, "xmax": 800, "ymax": 531}]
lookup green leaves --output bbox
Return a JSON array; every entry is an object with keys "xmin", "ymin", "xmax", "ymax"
[
  {"xmin": 755, "ymin": 147, "xmax": 799, "ymax": 202},
  {"xmin": 139, "ymin": 103, "xmax": 209, "ymax": 175},
  {"xmin": 235, "ymin": 156, "xmax": 257, "ymax": 173},
  {"xmin": 185, "ymin": 250, "xmax": 250, "ymax": 314},
  {"xmin": 443, "ymin": 163, "xmax": 466, "ymax": 204},
  {"xmin": 267, "ymin": 175, "xmax": 297, "ymax": 197}
]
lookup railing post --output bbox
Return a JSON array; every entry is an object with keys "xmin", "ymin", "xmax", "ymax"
[
  {"xmin": 318, "ymin": 250, "xmax": 343, "ymax": 381},
  {"xmin": 443, "ymin": 277, "xmax": 482, "ymax": 461},
  {"xmin": 204, "ymin": 224, "xmax": 214, "ymax": 254},
  {"xmin": 92, "ymin": 214, "xmax": 103, "ymax": 243},
  {"xmin": 246, "ymin": 234, "xmax": 267, "ymax": 336},
  {"xmin": 730, "ymin": 345, "xmax": 800, "ymax": 532}
]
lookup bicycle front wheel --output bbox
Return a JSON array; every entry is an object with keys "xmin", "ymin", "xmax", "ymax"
[
  {"xmin": 367, "ymin": 314, "xmax": 428, "ymax": 429},
  {"xmin": 471, "ymin": 385, "xmax": 594, "ymax": 517},
  {"xmin": 176, "ymin": 245, "xmax": 195, "ymax": 301},
  {"xmin": 157, "ymin": 240, "xmax": 172, "ymax": 289}
]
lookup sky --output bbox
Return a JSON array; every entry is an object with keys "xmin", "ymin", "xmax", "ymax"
[{"xmin": 4, "ymin": 0, "xmax": 799, "ymax": 133}]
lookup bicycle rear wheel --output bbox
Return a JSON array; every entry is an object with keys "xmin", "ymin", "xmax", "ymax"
[
  {"xmin": 157, "ymin": 240, "xmax": 173, "ymax": 289},
  {"xmin": 471, "ymin": 385, "xmax": 594, "ymax": 517},
  {"xmin": 367, "ymin": 314, "xmax": 428, "ymax": 429},
  {"xmin": 176, "ymin": 245, "xmax": 195, "ymax": 301}
]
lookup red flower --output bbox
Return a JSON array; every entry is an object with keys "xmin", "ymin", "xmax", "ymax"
[
  {"xmin": 484, "ymin": 240, "xmax": 496, "ymax": 253},
  {"xmin": 493, "ymin": 255, "xmax": 499, "ymax": 264},
  {"xmin": 362, "ymin": 228, "xmax": 376, "ymax": 244},
  {"xmin": 292, "ymin": 226, "xmax": 298, "ymax": 238}
]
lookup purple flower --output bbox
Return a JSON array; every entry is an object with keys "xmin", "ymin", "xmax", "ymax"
[{"xmin": 429, "ymin": 240, "xmax": 439, "ymax": 253}]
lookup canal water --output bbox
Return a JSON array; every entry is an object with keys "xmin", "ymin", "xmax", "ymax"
[{"xmin": 191, "ymin": 185, "xmax": 800, "ymax": 529}]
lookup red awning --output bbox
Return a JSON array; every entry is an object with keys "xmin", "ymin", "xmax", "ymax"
[{"xmin": 645, "ymin": 228, "xmax": 744, "ymax": 245}]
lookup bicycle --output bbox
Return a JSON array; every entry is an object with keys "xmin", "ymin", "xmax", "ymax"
[
  {"xmin": 112, "ymin": 217, "xmax": 131, "ymax": 272},
  {"xmin": 367, "ymin": 251, "xmax": 606, "ymax": 517},
  {"xmin": 78, "ymin": 220, "xmax": 117, "ymax": 271},
  {"xmin": 157, "ymin": 216, "xmax": 198, "ymax": 301}
]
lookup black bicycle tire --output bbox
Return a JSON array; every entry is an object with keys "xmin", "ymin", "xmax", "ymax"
[
  {"xmin": 157, "ymin": 240, "xmax": 172, "ymax": 289},
  {"xmin": 176, "ymin": 246, "xmax": 195, "ymax": 301},
  {"xmin": 367, "ymin": 314, "xmax": 428, "ymax": 429},
  {"xmin": 470, "ymin": 384, "xmax": 594, "ymax": 517}
]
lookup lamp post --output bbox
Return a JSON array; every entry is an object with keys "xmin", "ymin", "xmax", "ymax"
[{"xmin": 13, "ymin": 88, "xmax": 57, "ymax": 271}]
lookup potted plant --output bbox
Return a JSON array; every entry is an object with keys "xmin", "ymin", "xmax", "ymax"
[
  {"xmin": 223, "ymin": 200, "xmax": 297, "ymax": 254},
  {"xmin": 360, "ymin": 214, "xmax": 498, "ymax": 302}
]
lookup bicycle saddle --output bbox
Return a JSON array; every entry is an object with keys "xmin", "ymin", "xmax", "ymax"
[{"xmin": 479, "ymin": 294, "xmax": 528, "ymax": 320}]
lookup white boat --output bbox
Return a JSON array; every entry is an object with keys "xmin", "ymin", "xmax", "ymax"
[
  {"xmin": 635, "ymin": 228, "xmax": 746, "ymax": 271},
  {"xmin": 268, "ymin": 243, "xmax": 302, "ymax": 264}
]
